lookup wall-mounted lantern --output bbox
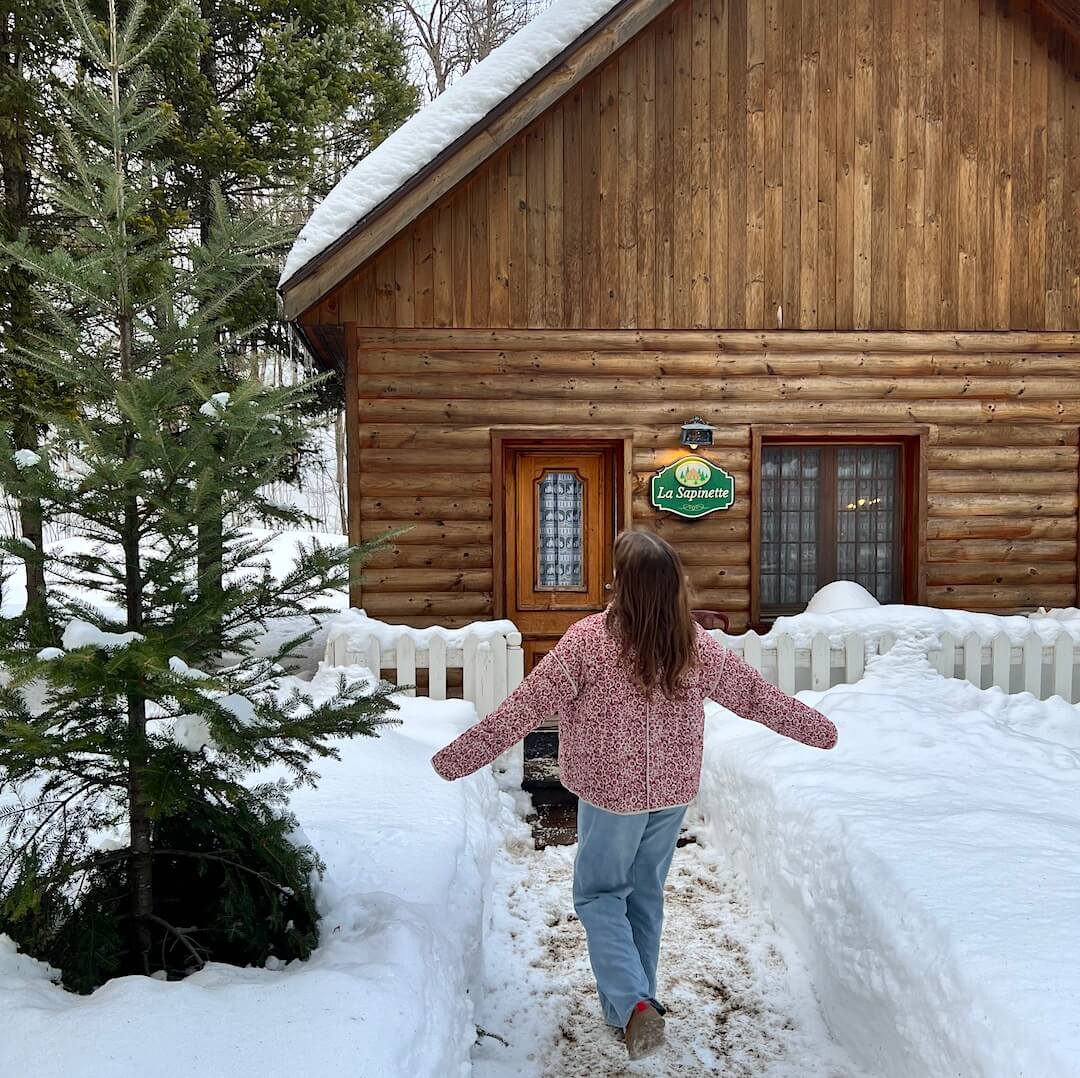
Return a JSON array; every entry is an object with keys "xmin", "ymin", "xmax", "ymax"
[{"xmin": 680, "ymin": 417, "xmax": 716, "ymax": 451}]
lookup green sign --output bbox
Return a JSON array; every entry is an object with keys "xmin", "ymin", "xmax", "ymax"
[{"xmin": 650, "ymin": 455, "xmax": 735, "ymax": 519}]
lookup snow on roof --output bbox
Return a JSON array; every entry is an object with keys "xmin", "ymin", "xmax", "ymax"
[{"xmin": 279, "ymin": 0, "xmax": 626, "ymax": 289}]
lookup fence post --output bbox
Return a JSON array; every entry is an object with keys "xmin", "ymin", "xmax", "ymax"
[
  {"xmin": 367, "ymin": 638, "xmax": 382, "ymax": 685},
  {"xmin": 1052, "ymin": 632, "xmax": 1073, "ymax": 703},
  {"xmin": 743, "ymin": 631, "xmax": 762, "ymax": 673},
  {"xmin": 962, "ymin": 632, "xmax": 982, "ymax": 688},
  {"xmin": 475, "ymin": 641, "xmax": 496, "ymax": 720},
  {"xmin": 507, "ymin": 631, "xmax": 525, "ymax": 696},
  {"xmin": 810, "ymin": 632, "xmax": 831, "ymax": 691},
  {"xmin": 843, "ymin": 633, "xmax": 864, "ymax": 685},
  {"xmin": 490, "ymin": 632, "xmax": 508, "ymax": 705},
  {"xmin": 1022, "ymin": 634, "xmax": 1042, "ymax": 698},
  {"xmin": 428, "ymin": 635, "xmax": 447, "ymax": 701},
  {"xmin": 397, "ymin": 635, "xmax": 416, "ymax": 696},
  {"xmin": 991, "ymin": 632, "xmax": 1011, "ymax": 692},
  {"xmin": 463, "ymin": 634, "xmax": 478, "ymax": 704},
  {"xmin": 777, "ymin": 634, "xmax": 795, "ymax": 694}
]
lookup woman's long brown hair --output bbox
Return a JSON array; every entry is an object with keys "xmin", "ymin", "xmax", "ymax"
[{"xmin": 604, "ymin": 529, "xmax": 698, "ymax": 698}]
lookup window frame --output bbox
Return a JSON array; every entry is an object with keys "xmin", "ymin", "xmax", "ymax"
[{"xmin": 750, "ymin": 426, "xmax": 929, "ymax": 629}]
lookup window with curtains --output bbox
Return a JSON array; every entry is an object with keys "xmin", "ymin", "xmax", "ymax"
[{"xmin": 759, "ymin": 443, "xmax": 903, "ymax": 616}]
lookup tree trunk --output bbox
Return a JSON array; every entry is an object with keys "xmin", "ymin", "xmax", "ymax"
[{"xmin": 1, "ymin": 4, "xmax": 55, "ymax": 648}]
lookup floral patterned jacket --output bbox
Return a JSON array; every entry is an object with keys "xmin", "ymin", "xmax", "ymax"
[{"xmin": 430, "ymin": 611, "xmax": 838, "ymax": 814}]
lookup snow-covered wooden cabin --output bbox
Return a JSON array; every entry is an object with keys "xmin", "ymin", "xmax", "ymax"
[{"xmin": 281, "ymin": 0, "xmax": 1080, "ymax": 669}]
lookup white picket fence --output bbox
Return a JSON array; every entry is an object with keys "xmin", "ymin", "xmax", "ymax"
[
  {"xmin": 711, "ymin": 628, "xmax": 1080, "ymax": 703},
  {"xmin": 325, "ymin": 623, "xmax": 526, "ymax": 718},
  {"xmin": 325, "ymin": 617, "xmax": 1080, "ymax": 720}
]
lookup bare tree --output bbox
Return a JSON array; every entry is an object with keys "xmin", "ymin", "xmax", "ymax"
[{"xmin": 396, "ymin": 0, "xmax": 548, "ymax": 100}]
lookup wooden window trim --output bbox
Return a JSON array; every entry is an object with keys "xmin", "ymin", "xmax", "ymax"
[
  {"xmin": 492, "ymin": 427, "xmax": 634, "ymax": 619},
  {"xmin": 750, "ymin": 425, "xmax": 929, "ymax": 629}
]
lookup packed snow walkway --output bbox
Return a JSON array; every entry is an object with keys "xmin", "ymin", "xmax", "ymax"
[{"xmin": 471, "ymin": 816, "xmax": 867, "ymax": 1077}]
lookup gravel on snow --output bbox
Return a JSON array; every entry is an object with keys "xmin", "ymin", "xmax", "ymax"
[{"xmin": 471, "ymin": 816, "xmax": 869, "ymax": 1077}]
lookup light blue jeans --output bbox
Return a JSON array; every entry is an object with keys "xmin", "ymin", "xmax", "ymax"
[{"xmin": 572, "ymin": 798, "xmax": 688, "ymax": 1030}]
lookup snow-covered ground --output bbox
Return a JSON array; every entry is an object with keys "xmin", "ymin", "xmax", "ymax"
[
  {"xmin": 472, "ymin": 822, "xmax": 866, "ymax": 1077},
  {"xmin": 700, "ymin": 638, "xmax": 1080, "ymax": 1078},
  {"xmin": 0, "ymin": 669, "xmax": 509, "ymax": 1078}
]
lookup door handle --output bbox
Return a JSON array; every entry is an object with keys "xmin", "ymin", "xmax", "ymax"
[{"xmin": 604, "ymin": 582, "xmax": 613, "ymax": 591}]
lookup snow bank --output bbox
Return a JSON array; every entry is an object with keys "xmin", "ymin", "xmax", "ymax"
[
  {"xmin": 743, "ymin": 599, "xmax": 1080, "ymax": 649},
  {"xmin": 804, "ymin": 580, "xmax": 880, "ymax": 614},
  {"xmin": 697, "ymin": 639, "xmax": 1080, "ymax": 1077},
  {"xmin": 280, "ymin": 0, "xmax": 623, "ymax": 286},
  {"xmin": 0, "ymin": 667, "xmax": 519, "ymax": 1078},
  {"xmin": 326, "ymin": 607, "xmax": 519, "ymax": 654}
]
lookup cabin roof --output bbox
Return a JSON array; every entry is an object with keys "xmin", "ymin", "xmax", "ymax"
[{"xmin": 280, "ymin": 0, "xmax": 1080, "ymax": 324}]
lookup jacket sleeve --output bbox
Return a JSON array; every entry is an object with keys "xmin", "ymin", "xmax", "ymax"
[
  {"xmin": 431, "ymin": 624, "xmax": 586, "ymax": 781},
  {"xmin": 702, "ymin": 634, "xmax": 838, "ymax": 750}
]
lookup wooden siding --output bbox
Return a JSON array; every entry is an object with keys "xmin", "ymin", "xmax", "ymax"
[
  {"xmin": 307, "ymin": 0, "xmax": 1080, "ymax": 333},
  {"xmin": 352, "ymin": 329, "xmax": 1080, "ymax": 629}
]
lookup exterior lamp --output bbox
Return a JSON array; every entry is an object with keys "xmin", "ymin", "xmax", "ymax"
[{"xmin": 680, "ymin": 417, "xmax": 715, "ymax": 451}]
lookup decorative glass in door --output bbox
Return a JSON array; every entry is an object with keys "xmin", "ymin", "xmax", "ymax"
[{"xmin": 537, "ymin": 471, "xmax": 584, "ymax": 589}]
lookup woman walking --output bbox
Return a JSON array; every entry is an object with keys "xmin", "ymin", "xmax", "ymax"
[{"xmin": 431, "ymin": 529, "xmax": 838, "ymax": 1061}]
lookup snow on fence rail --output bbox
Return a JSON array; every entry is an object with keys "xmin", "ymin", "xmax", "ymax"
[
  {"xmin": 712, "ymin": 628, "xmax": 1080, "ymax": 703},
  {"xmin": 324, "ymin": 613, "xmax": 525, "ymax": 717}
]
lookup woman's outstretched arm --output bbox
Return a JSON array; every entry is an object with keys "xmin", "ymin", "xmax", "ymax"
[
  {"xmin": 703, "ymin": 635, "xmax": 838, "ymax": 749},
  {"xmin": 431, "ymin": 621, "xmax": 587, "ymax": 781}
]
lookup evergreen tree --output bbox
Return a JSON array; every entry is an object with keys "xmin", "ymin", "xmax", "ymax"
[{"xmin": 0, "ymin": 0, "xmax": 400, "ymax": 991}]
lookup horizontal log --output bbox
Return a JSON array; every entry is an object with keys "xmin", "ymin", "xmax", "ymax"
[
  {"xmin": 357, "ymin": 328, "xmax": 1080, "ymax": 354},
  {"xmin": 926, "ymin": 471, "xmax": 1078, "ymax": 494},
  {"xmin": 927, "ymin": 584, "xmax": 1073, "ymax": 609},
  {"xmin": 356, "ymin": 349, "xmax": 1080, "ymax": 379},
  {"xmin": 359, "ymin": 474, "xmax": 492, "ymax": 496},
  {"xmin": 361, "ymin": 593, "xmax": 495, "ymax": 618},
  {"xmin": 360, "ymin": 448, "xmax": 493, "ymax": 473},
  {"xmin": 357, "ymin": 398, "xmax": 1080, "ymax": 425},
  {"xmin": 362, "ymin": 570, "xmax": 494, "ymax": 593},
  {"xmin": 925, "ymin": 539, "xmax": 1077, "ymax": 562},
  {"xmin": 357, "ymin": 426, "xmax": 494, "ymax": 450},
  {"xmin": 686, "ymin": 589, "xmax": 752, "ymax": 609},
  {"xmin": 926, "ymin": 562, "xmax": 1077, "ymax": 586},
  {"xmin": 641, "ymin": 515, "xmax": 751, "ymax": 540},
  {"xmin": 358, "ymin": 372, "xmax": 1080, "ymax": 402},
  {"xmin": 930, "ymin": 425, "xmax": 1079, "ymax": 446},
  {"xmin": 928, "ymin": 493, "xmax": 1078, "ymax": 517},
  {"xmin": 664, "ymin": 542, "xmax": 751, "ymax": 565},
  {"xmin": 685, "ymin": 567, "xmax": 752, "ymax": 588},
  {"xmin": 359, "ymin": 497, "xmax": 493, "ymax": 520},
  {"xmin": 363, "ymin": 544, "xmax": 493, "ymax": 569},
  {"xmin": 925, "ymin": 516, "xmax": 1077, "ymax": 540},
  {"xmin": 360, "ymin": 520, "xmax": 492, "ymax": 544},
  {"xmin": 928, "ymin": 447, "xmax": 1078, "ymax": 469}
]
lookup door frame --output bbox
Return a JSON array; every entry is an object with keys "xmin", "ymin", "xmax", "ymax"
[{"xmin": 491, "ymin": 428, "xmax": 635, "ymax": 620}]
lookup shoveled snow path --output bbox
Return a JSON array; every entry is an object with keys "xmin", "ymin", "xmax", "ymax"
[{"xmin": 472, "ymin": 815, "xmax": 868, "ymax": 1078}]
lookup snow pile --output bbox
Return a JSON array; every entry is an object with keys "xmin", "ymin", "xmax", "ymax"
[
  {"xmin": 732, "ymin": 598, "xmax": 1080, "ymax": 649},
  {"xmin": 198, "ymin": 391, "xmax": 231, "ymax": 417},
  {"xmin": 698, "ymin": 638, "xmax": 1080, "ymax": 1077},
  {"xmin": 62, "ymin": 618, "xmax": 144, "ymax": 651},
  {"xmin": 325, "ymin": 607, "xmax": 519, "ymax": 659},
  {"xmin": 280, "ymin": 0, "xmax": 623, "ymax": 286},
  {"xmin": 13, "ymin": 449, "xmax": 41, "ymax": 469},
  {"xmin": 803, "ymin": 580, "xmax": 880, "ymax": 614},
  {"xmin": 0, "ymin": 666, "xmax": 517, "ymax": 1078}
]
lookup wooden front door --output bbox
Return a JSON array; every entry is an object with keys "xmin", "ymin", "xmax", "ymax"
[{"xmin": 504, "ymin": 445, "xmax": 618, "ymax": 672}]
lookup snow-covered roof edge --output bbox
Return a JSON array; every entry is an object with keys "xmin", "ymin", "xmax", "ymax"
[{"xmin": 279, "ymin": 0, "xmax": 632, "ymax": 293}]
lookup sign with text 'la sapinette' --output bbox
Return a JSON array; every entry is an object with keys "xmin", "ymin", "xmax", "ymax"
[{"xmin": 650, "ymin": 456, "xmax": 735, "ymax": 519}]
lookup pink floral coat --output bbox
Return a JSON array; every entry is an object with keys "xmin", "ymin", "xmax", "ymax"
[{"xmin": 430, "ymin": 611, "xmax": 838, "ymax": 814}]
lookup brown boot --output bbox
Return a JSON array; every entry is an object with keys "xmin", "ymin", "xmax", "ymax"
[{"xmin": 624, "ymin": 1000, "xmax": 665, "ymax": 1060}]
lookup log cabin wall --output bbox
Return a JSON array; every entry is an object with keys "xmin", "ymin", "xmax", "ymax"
[
  {"xmin": 351, "ymin": 327, "xmax": 1080, "ymax": 631},
  {"xmin": 307, "ymin": 0, "xmax": 1080, "ymax": 333},
  {"xmin": 295, "ymin": 0, "xmax": 1080, "ymax": 629}
]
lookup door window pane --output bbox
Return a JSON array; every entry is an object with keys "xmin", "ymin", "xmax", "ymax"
[
  {"xmin": 836, "ymin": 446, "xmax": 900, "ymax": 603},
  {"xmin": 537, "ymin": 471, "xmax": 584, "ymax": 588},
  {"xmin": 761, "ymin": 447, "xmax": 820, "ymax": 609}
]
